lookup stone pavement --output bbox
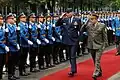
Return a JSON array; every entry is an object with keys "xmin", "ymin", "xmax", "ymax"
[{"xmin": 2, "ymin": 45, "xmax": 120, "ymax": 80}]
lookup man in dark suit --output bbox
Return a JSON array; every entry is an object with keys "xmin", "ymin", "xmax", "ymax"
[{"xmin": 56, "ymin": 8, "xmax": 81, "ymax": 77}]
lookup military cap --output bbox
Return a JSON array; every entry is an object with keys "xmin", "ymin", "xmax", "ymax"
[
  {"xmin": 90, "ymin": 13, "xmax": 99, "ymax": 19},
  {"xmin": 6, "ymin": 13, "xmax": 14, "ymax": 19},
  {"xmin": 53, "ymin": 13, "xmax": 58, "ymax": 17},
  {"xmin": 29, "ymin": 13, "xmax": 36, "ymax": 18},
  {"xmin": 38, "ymin": 13, "xmax": 44, "ymax": 18},
  {"xmin": 0, "ymin": 14, "xmax": 3, "ymax": 17},
  {"xmin": 66, "ymin": 8, "xmax": 73, "ymax": 13},
  {"xmin": 19, "ymin": 12, "xmax": 26, "ymax": 18},
  {"xmin": 13, "ymin": 14, "xmax": 16, "ymax": 17}
]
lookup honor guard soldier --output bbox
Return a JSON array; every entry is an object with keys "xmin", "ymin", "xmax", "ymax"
[
  {"xmin": 37, "ymin": 13, "xmax": 49, "ymax": 69},
  {"xmin": 18, "ymin": 13, "xmax": 32, "ymax": 76},
  {"xmin": 112, "ymin": 12, "xmax": 120, "ymax": 56},
  {"xmin": 45, "ymin": 12, "xmax": 55, "ymax": 68},
  {"xmin": 56, "ymin": 8, "xmax": 81, "ymax": 77},
  {"xmin": 28, "ymin": 13, "xmax": 41, "ymax": 72},
  {"xmin": 52, "ymin": 13, "xmax": 62, "ymax": 65},
  {"xmin": 6, "ymin": 13, "xmax": 20, "ymax": 80},
  {"xmin": 0, "ymin": 14, "xmax": 9, "ymax": 80}
]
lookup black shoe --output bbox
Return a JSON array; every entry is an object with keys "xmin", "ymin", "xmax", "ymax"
[
  {"xmin": 92, "ymin": 72, "xmax": 102, "ymax": 79},
  {"xmin": 39, "ymin": 66, "xmax": 47, "ymax": 70},
  {"xmin": 46, "ymin": 64, "xmax": 55, "ymax": 68},
  {"xmin": 30, "ymin": 68, "xmax": 39, "ymax": 72},
  {"xmin": 8, "ymin": 76, "xmax": 16, "ymax": 80},
  {"xmin": 20, "ymin": 72, "xmax": 28, "ymax": 76},
  {"xmin": 68, "ymin": 72, "xmax": 76, "ymax": 77},
  {"xmin": 115, "ymin": 52, "xmax": 120, "ymax": 56},
  {"xmin": 13, "ymin": 76, "xmax": 20, "ymax": 79},
  {"xmin": 53, "ymin": 61, "xmax": 60, "ymax": 65}
]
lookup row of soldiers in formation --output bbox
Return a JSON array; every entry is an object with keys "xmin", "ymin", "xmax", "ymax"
[{"xmin": 0, "ymin": 11, "xmax": 120, "ymax": 80}]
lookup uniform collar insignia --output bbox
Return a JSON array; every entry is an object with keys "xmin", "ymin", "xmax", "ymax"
[{"xmin": 74, "ymin": 21, "xmax": 78, "ymax": 25}]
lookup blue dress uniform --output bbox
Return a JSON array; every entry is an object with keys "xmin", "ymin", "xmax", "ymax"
[
  {"xmin": 52, "ymin": 18, "xmax": 62, "ymax": 65},
  {"xmin": 56, "ymin": 9, "xmax": 81, "ymax": 76},
  {"xmin": 0, "ymin": 23, "xmax": 8, "ymax": 79},
  {"xmin": 6, "ymin": 16, "xmax": 20, "ymax": 79},
  {"xmin": 107, "ymin": 16, "xmax": 114, "ymax": 45},
  {"xmin": 28, "ymin": 20, "xmax": 40, "ymax": 72},
  {"xmin": 112, "ymin": 15, "xmax": 120, "ymax": 55},
  {"xmin": 80, "ymin": 17, "xmax": 88, "ymax": 55},
  {"xmin": 44, "ymin": 18, "xmax": 55, "ymax": 67},
  {"xmin": 37, "ymin": 20, "xmax": 48, "ymax": 69},
  {"xmin": 54, "ymin": 25, "xmax": 66, "ymax": 62},
  {"xmin": 18, "ymin": 14, "xmax": 31, "ymax": 76}
]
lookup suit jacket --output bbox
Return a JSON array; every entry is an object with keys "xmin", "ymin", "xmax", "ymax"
[
  {"xmin": 56, "ymin": 16, "xmax": 81, "ymax": 45},
  {"xmin": 86, "ymin": 22, "xmax": 108, "ymax": 49}
]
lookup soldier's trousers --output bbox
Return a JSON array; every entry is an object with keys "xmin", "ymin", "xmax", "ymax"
[
  {"xmin": 64, "ymin": 45, "xmax": 70, "ymax": 60},
  {"xmin": 107, "ymin": 30, "xmax": 114, "ymax": 45},
  {"xmin": 38, "ymin": 45, "xmax": 45, "ymax": 68},
  {"xmin": 29, "ymin": 47, "xmax": 38, "ymax": 69},
  {"xmin": 8, "ymin": 52, "xmax": 19, "ymax": 77},
  {"xmin": 19, "ymin": 47, "xmax": 29, "ymax": 73},
  {"xmin": 81, "ymin": 34, "xmax": 88, "ymax": 54},
  {"xmin": 0, "ymin": 53, "xmax": 6, "ymax": 79},
  {"xmin": 52, "ymin": 43, "xmax": 61, "ymax": 64},
  {"xmin": 45, "ymin": 45, "xmax": 52, "ymax": 66},
  {"xmin": 89, "ymin": 49, "xmax": 103, "ymax": 73},
  {"xmin": 115, "ymin": 36, "xmax": 120, "ymax": 53},
  {"xmin": 58, "ymin": 43, "xmax": 65, "ymax": 62},
  {"xmin": 67, "ymin": 45, "xmax": 77, "ymax": 73}
]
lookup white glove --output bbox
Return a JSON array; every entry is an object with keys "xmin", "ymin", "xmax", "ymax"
[
  {"xmin": 52, "ymin": 37, "xmax": 55, "ymax": 41},
  {"xmin": 28, "ymin": 40, "xmax": 33, "ymax": 45},
  {"xmin": 37, "ymin": 24, "xmax": 41, "ymax": 28},
  {"xmin": 47, "ymin": 26, "xmax": 49, "ymax": 30},
  {"xmin": 37, "ymin": 39, "xmax": 41, "ymax": 45},
  {"xmin": 53, "ymin": 24, "xmax": 55, "ymax": 27},
  {"xmin": 44, "ymin": 38, "xmax": 49, "ymax": 43},
  {"xmin": 109, "ymin": 27, "xmax": 112, "ymax": 30},
  {"xmin": 16, "ymin": 26, "xmax": 20, "ymax": 31},
  {"xmin": 5, "ymin": 46, "xmax": 9, "ymax": 52},
  {"xmin": 60, "ymin": 13, "xmax": 66, "ymax": 18},
  {"xmin": 5, "ymin": 28, "xmax": 9, "ymax": 32},
  {"xmin": 113, "ymin": 32, "xmax": 115, "ymax": 35},
  {"xmin": 60, "ymin": 35, "xmax": 62, "ymax": 40},
  {"xmin": 17, "ymin": 44, "xmax": 20, "ymax": 50},
  {"xmin": 106, "ymin": 27, "xmax": 109, "ymax": 30},
  {"xmin": 29, "ymin": 25, "xmax": 32, "ymax": 29},
  {"xmin": 113, "ymin": 28, "xmax": 115, "ymax": 32}
]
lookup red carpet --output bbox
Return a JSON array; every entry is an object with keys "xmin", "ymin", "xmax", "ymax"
[{"xmin": 40, "ymin": 49, "xmax": 120, "ymax": 80}]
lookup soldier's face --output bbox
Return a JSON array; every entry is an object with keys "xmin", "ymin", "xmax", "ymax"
[
  {"xmin": 39, "ymin": 17, "xmax": 44, "ymax": 22},
  {"xmin": 20, "ymin": 15, "xmax": 27, "ymax": 22},
  {"xmin": 30, "ymin": 15, "xmax": 36, "ymax": 22},
  {"xmin": 7, "ymin": 16, "xmax": 15, "ymax": 24},
  {"xmin": 117, "ymin": 14, "xmax": 120, "ymax": 18},
  {"xmin": 0, "ymin": 17, "xmax": 3, "ymax": 24},
  {"xmin": 47, "ymin": 17, "xmax": 51, "ymax": 21},
  {"xmin": 90, "ymin": 18, "xmax": 97, "ymax": 24},
  {"xmin": 66, "ymin": 12, "xmax": 73, "ymax": 18}
]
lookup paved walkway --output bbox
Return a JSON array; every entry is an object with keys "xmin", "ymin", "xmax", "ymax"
[{"xmin": 2, "ymin": 45, "xmax": 120, "ymax": 80}]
